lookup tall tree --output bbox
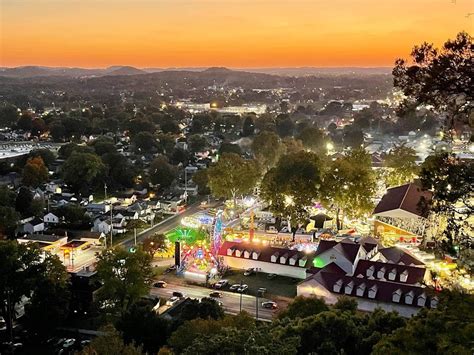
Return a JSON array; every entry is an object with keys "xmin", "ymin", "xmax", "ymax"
[
  {"xmin": 15, "ymin": 186, "xmax": 33, "ymax": 217},
  {"xmin": 383, "ymin": 145, "xmax": 419, "ymax": 187},
  {"xmin": 0, "ymin": 241, "xmax": 70, "ymax": 339},
  {"xmin": 251, "ymin": 131, "xmax": 285, "ymax": 170},
  {"xmin": 321, "ymin": 149, "xmax": 377, "ymax": 229},
  {"xmin": 0, "ymin": 104, "xmax": 18, "ymax": 128},
  {"xmin": 142, "ymin": 234, "xmax": 167, "ymax": 256},
  {"xmin": 207, "ymin": 153, "xmax": 261, "ymax": 205},
  {"xmin": 188, "ymin": 134, "xmax": 207, "ymax": 153},
  {"xmin": 22, "ymin": 156, "xmax": 49, "ymax": 187},
  {"xmin": 241, "ymin": 115, "xmax": 255, "ymax": 137},
  {"xmin": 297, "ymin": 127, "xmax": 326, "ymax": 153},
  {"xmin": 79, "ymin": 324, "xmax": 144, "ymax": 355},
  {"xmin": 117, "ymin": 300, "xmax": 170, "ymax": 354},
  {"xmin": 149, "ymin": 156, "xmax": 177, "ymax": 188},
  {"xmin": 419, "ymin": 153, "xmax": 473, "ymax": 258},
  {"xmin": 62, "ymin": 151, "xmax": 106, "ymax": 193},
  {"xmin": 260, "ymin": 151, "xmax": 322, "ymax": 239},
  {"xmin": 192, "ymin": 169, "xmax": 210, "ymax": 195},
  {"xmin": 373, "ymin": 291, "xmax": 473, "ymax": 354},
  {"xmin": 133, "ymin": 131, "xmax": 157, "ymax": 153},
  {"xmin": 393, "ymin": 32, "xmax": 472, "ymax": 135},
  {"xmin": 95, "ymin": 246, "xmax": 153, "ymax": 313}
]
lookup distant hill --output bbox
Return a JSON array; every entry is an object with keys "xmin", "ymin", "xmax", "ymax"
[
  {"xmin": 0, "ymin": 65, "xmax": 146, "ymax": 78},
  {"xmin": 239, "ymin": 67, "xmax": 392, "ymax": 76},
  {"xmin": 0, "ymin": 65, "xmax": 392, "ymax": 79},
  {"xmin": 104, "ymin": 66, "xmax": 146, "ymax": 76}
]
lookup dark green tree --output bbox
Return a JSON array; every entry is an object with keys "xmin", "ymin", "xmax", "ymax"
[
  {"xmin": 207, "ymin": 153, "xmax": 261, "ymax": 205},
  {"xmin": 393, "ymin": 32, "xmax": 472, "ymax": 134},
  {"xmin": 0, "ymin": 241, "xmax": 70, "ymax": 339},
  {"xmin": 95, "ymin": 246, "xmax": 153, "ymax": 313},
  {"xmin": 242, "ymin": 115, "xmax": 255, "ymax": 136},
  {"xmin": 260, "ymin": 151, "xmax": 322, "ymax": 239},
  {"xmin": 133, "ymin": 131, "xmax": 157, "ymax": 153},
  {"xmin": 383, "ymin": 144, "xmax": 419, "ymax": 187},
  {"xmin": 149, "ymin": 156, "xmax": 177, "ymax": 188},
  {"xmin": 297, "ymin": 127, "xmax": 326, "ymax": 153},
  {"xmin": 251, "ymin": 131, "xmax": 285, "ymax": 170},
  {"xmin": 188, "ymin": 134, "xmax": 207, "ymax": 153},
  {"xmin": 117, "ymin": 300, "xmax": 170, "ymax": 354},
  {"xmin": 278, "ymin": 296, "xmax": 329, "ymax": 320},
  {"xmin": 62, "ymin": 151, "xmax": 106, "ymax": 193},
  {"xmin": 321, "ymin": 149, "xmax": 376, "ymax": 229}
]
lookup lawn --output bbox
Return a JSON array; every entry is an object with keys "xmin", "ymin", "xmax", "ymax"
[{"xmin": 223, "ymin": 268, "xmax": 298, "ymax": 299}]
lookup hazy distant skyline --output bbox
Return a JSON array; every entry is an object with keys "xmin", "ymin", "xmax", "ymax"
[{"xmin": 1, "ymin": 0, "xmax": 472, "ymax": 68}]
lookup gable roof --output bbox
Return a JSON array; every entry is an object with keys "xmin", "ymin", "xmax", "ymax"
[
  {"xmin": 308, "ymin": 262, "xmax": 347, "ymax": 276},
  {"xmin": 378, "ymin": 247, "xmax": 424, "ymax": 266},
  {"xmin": 315, "ymin": 239, "xmax": 361, "ymax": 263},
  {"xmin": 313, "ymin": 271, "xmax": 434, "ymax": 308},
  {"xmin": 373, "ymin": 183, "xmax": 432, "ymax": 218},
  {"xmin": 314, "ymin": 240, "xmax": 338, "ymax": 256},
  {"xmin": 218, "ymin": 241, "xmax": 315, "ymax": 268},
  {"xmin": 354, "ymin": 259, "xmax": 426, "ymax": 285}
]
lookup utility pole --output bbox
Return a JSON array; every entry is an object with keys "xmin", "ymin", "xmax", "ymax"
[
  {"xmin": 239, "ymin": 279, "xmax": 243, "ymax": 312},
  {"xmin": 184, "ymin": 167, "xmax": 188, "ymax": 204},
  {"xmin": 6, "ymin": 289, "xmax": 13, "ymax": 342},
  {"xmin": 256, "ymin": 292, "xmax": 259, "ymax": 322},
  {"xmin": 134, "ymin": 228, "xmax": 137, "ymax": 246},
  {"xmin": 110, "ymin": 203, "xmax": 113, "ymax": 247},
  {"xmin": 104, "ymin": 183, "xmax": 107, "ymax": 201}
]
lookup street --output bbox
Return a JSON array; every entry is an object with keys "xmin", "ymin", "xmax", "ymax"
[
  {"xmin": 149, "ymin": 282, "xmax": 276, "ymax": 321},
  {"xmin": 120, "ymin": 198, "xmax": 221, "ymax": 250}
]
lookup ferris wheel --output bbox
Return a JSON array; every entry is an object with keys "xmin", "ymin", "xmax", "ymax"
[{"xmin": 211, "ymin": 210, "xmax": 224, "ymax": 257}]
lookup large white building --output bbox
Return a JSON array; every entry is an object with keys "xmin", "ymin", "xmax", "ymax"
[
  {"xmin": 218, "ymin": 241, "xmax": 315, "ymax": 279},
  {"xmin": 297, "ymin": 238, "xmax": 435, "ymax": 317}
]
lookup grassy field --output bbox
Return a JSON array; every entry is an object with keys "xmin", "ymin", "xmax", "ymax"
[{"xmin": 223, "ymin": 268, "xmax": 298, "ymax": 299}]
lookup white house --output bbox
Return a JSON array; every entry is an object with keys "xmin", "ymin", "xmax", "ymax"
[
  {"xmin": 43, "ymin": 212, "xmax": 60, "ymax": 225},
  {"xmin": 93, "ymin": 218, "xmax": 111, "ymax": 234},
  {"xmin": 22, "ymin": 217, "xmax": 45, "ymax": 234}
]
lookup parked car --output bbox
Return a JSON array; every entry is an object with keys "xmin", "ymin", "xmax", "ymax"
[
  {"xmin": 153, "ymin": 281, "xmax": 167, "ymax": 288},
  {"xmin": 166, "ymin": 296, "xmax": 180, "ymax": 306},
  {"xmin": 237, "ymin": 284, "xmax": 248, "ymax": 293},
  {"xmin": 214, "ymin": 279, "xmax": 229, "ymax": 289},
  {"xmin": 209, "ymin": 291, "xmax": 222, "ymax": 298},
  {"xmin": 266, "ymin": 226, "xmax": 278, "ymax": 234},
  {"xmin": 172, "ymin": 291, "xmax": 186, "ymax": 298},
  {"xmin": 164, "ymin": 265, "xmax": 177, "ymax": 274},
  {"xmin": 80, "ymin": 340, "xmax": 91, "ymax": 347},
  {"xmin": 266, "ymin": 273, "xmax": 277, "ymax": 280},
  {"xmin": 62, "ymin": 339, "xmax": 76, "ymax": 348},
  {"xmin": 244, "ymin": 268, "xmax": 256, "ymax": 276},
  {"xmin": 261, "ymin": 301, "xmax": 278, "ymax": 309},
  {"xmin": 229, "ymin": 284, "xmax": 241, "ymax": 291}
]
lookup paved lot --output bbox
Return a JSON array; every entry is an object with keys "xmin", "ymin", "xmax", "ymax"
[
  {"xmin": 224, "ymin": 269, "xmax": 298, "ymax": 299},
  {"xmin": 150, "ymin": 281, "xmax": 276, "ymax": 321}
]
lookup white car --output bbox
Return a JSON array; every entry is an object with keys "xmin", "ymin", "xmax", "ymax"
[
  {"xmin": 237, "ymin": 284, "xmax": 248, "ymax": 293},
  {"xmin": 166, "ymin": 296, "xmax": 180, "ymax": 306},
  {"xmin": 214, "ymin": 279, "xmax": 229, "ymax": 289},
  {"xmin": 62, "ymin": 339, "xmax": 76, "ymax": 348},
  {"xmin": 229, "ymin": 283, "xmax": 240, "ymax": 291}
]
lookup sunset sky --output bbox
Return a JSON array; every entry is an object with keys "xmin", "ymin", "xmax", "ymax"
[{"xmin": 1, "ymin": 0, "xmax": 472, "ymax": 68}]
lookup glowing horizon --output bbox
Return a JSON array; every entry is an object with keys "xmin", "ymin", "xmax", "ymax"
[{"xmin": 1, "ymin": 0, "xmax": 471, "ymax": 68}]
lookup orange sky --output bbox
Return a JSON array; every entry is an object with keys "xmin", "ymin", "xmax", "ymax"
[{"xmin": 1, "ymin": 0, "xmax": 472, "ymax": 68}]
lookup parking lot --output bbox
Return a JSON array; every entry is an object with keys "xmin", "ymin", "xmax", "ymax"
[{"xmin": 223, "ymin": 268, "xmax": 298, "ymax": 299}]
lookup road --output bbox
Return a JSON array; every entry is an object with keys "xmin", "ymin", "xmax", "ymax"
[
  {"xmin": 150, "ymin": 283, "xmax": 276, "ymax": 321},
  {"xmin": 119, "ymin": 198, "xmax": 221, "ymax": 249}
]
